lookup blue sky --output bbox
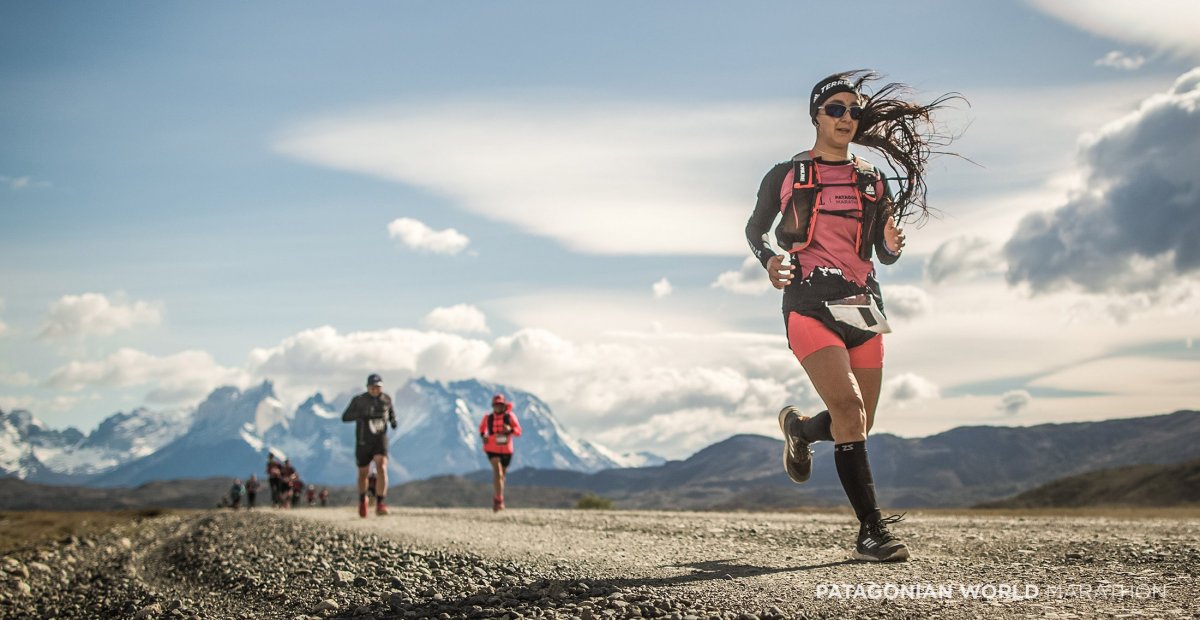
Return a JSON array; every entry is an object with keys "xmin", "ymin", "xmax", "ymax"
[{"xmin": 2, "ymin": 1, "xmax": 1198, "ymax": 459}]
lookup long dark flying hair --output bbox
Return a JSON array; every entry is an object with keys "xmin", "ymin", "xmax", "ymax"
[{"xmin": 829, "ymin": 69, "xmax": 967, "ymax": 224}]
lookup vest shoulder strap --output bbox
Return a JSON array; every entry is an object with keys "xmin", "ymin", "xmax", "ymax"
[
  {"xmin": 852, "ymin": 155, "xmax": 882, "ymax": 202},
  {"xmin": 790, "ymin": 152, "xmax": 816, "ymax": 192}
]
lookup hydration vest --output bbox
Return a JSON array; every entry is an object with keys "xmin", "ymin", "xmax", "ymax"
[
  {"xmin": 777, "ymin": 151, "xmax": 890, "ymax": 261},
  {"xmin": 486, "ymin": 412, "xmax": 514, "ymax": 436}
]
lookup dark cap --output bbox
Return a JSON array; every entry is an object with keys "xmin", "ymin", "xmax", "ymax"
[
  {"xmin": 492, "ymin": 394, "xmax": 506, "ymax": 405},
  {"xmin": 810, "ymin": 75, "xmax": 859, "ymax": 120},
  {"xmin": 366, "ymin": 373, "xmax": 383, "ymax": 387}
]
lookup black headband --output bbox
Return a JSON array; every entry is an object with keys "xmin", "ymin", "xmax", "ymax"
[{"xmin": 810, "ymin": 77, "xmax": 859, "ymax": 120}]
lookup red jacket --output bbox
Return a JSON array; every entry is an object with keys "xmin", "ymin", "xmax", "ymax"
[{"xmin": 479, "ymin": 404, "xmax": 522, "ymax": 455}]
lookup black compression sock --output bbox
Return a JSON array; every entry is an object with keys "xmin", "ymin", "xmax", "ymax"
[
  {"xmin": 834, "ymin": 441, "xmax": 881, "ymax": 524},
  {"xmin": 794, "ymin": 410, "xmax": 834, "ymax": 443},
  {"xmin": 359, "ymin": 493, "xmax": 366, "ymax": 502}
]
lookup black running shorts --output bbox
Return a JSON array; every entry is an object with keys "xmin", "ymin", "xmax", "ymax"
[
  {"xmin": 356, "ymin": 437, "xmax": 388, "ymax": 468},
  {"xmin": 485, "ymin": 452, "xmax": 512, "ymax": 470}
]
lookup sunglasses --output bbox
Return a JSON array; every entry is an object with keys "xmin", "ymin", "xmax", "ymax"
[{"xmin": 822, "ymin": 103, "xmax": 863, "ymax": 120}]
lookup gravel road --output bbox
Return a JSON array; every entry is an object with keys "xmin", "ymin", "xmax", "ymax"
[{"xmin": 1, "ymin": 506, "xmax": 1197, "ymax": 619}]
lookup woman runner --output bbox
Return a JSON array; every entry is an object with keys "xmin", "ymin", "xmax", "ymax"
[
  {"xmin": 479, "ymin": 394, "xmax": 522, "ymax": 512},
  {"xmin": 745, "ymin": 70, "xmax": 962, "ymax": 562}
]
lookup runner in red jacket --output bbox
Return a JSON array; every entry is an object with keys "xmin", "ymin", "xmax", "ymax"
[{"xmin": 479, "ymin": 394, "xmax": 522, "ymax": 512}]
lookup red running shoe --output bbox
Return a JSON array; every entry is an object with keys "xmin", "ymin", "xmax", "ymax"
[
  {"xmin": 376, "ymin": 499, "xmax": 389, "ymax": 516},
  {"xmin": 358, "ymin": 496, "xmax": 368, "ymax": 518}
]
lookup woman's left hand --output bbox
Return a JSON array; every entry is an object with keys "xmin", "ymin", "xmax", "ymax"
[{"xmin": 884, "ymin": 218, "xmax": 905, "ymax": 254}]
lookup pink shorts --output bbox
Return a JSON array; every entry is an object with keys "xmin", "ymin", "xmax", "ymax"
[{"xmin": 786, "ymin": 312, "xmax": 884, "ymax": 368}]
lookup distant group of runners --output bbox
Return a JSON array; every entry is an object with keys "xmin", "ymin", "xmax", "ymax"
[
  {"xmin": 224, "ymin": 463, "xmax": 329, "ymax": 510},
  {"xmin": 262, "ymin": 455, "xmax": 328, "ymax": 509}
]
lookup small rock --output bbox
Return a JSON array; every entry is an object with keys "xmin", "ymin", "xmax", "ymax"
[
  {"xmin": 314, "ymin": 599, "xmax": 339, "ymax": 614},
  {"xmin": 27, "ymin": 562, "xmax": 51, "ymax": 574},
  {"xmin": 334, "ymin": 570, "xmax": 356, "ymax": 585},
  {"xmin": 134, "ymin": 603, "xmax": 163, "ymax": 619},
  {"xmin": 4, "ymin": 559, "xmax": 29, "ymax": 580},
  {"xmin": 118, "ymin": 537, "xmax": 133, "ymax": 549},
  {"xmin": 15, "ymin": 580, "xmax": 32, "ymax": 596}
]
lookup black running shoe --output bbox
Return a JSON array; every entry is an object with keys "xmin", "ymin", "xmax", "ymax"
[
  {"xmin": 854, "ymin": 514, "xmax": 909, "ymax": 562},
  {"xmin": 778, "ymin": 406, "xmax": 813, "ymax": 484}
]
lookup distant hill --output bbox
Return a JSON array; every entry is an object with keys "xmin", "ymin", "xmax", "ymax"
[
  {"xmin": 976, "ymin": 457, "xmax": 1200, "ymax": 509},
  {"xmin": 492, "ymin": 410, "xmax": 1200, "ymax": 509},
  {"xmin": 3, "ymin": 409, "xmax": 1198, "ymax": 510}
]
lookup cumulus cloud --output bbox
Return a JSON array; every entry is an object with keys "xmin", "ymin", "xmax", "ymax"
[
  {"xmin": 884, "ymin": 285, "xmax": 933, "ymax": 320},
  {"xmin": 926, "ymin": 236, "xmax": 1002, "ymax": 284},
  {"xmin": 1004, "ymin": 68, "xmax": 1200, "ymax": 295},
  {"xmin": 712, "ymin": 256, "xmax": 772, "ymax": 295},
  {"xmin": 386, "ymin": 218, "xmax": 470, "ymax": 255},
  {"xmin": 883, "ymin": 372, "xmax": 940, "ymax": 403},
  {"xmin": 652, "ymin": 278, "xmax": 672, "ymax": 299},
  {"xmin": 275, "ymin": 99, "xmax": 796, "ymax": 255},
  {"xmin": 996, "ymin": 390, "xmax": 1033, "ymax": 416},
  {"xmin": 1095, "ymin": 51, "xmax": 1146, "ymax": 71},
  {"xmin": 44, "ymin": 348, "xmax": 248, "ymax": 404},
  {"xmin": 485, "ymin": 328, "xmax": 814, "ymax": 443},
  {"xmin": 37, "ymin": 293, "xmax": 162, "ymax": 341},
  {"xmin": 423, "ymin": 304, "xmax": 489, "ymax": 334},
  {"xmin": 247, "ymin": 325, "xmax": 492, "ymax": 399},
  {"xmin": 1025, "ymin": 0, "xmax": 1200, "ymax": 59}
]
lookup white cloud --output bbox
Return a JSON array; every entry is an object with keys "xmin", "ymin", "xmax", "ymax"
[
  {"xmin": 386, "ymin": 217, "xmax": 470, "ymax": 255},
  {"xmin": 1095, "ymin": 50, "xmax": 1146, "ymax": 71},
  {"xmin": 884, "ymin": 285, "xmax": 933, "ymax": 320},
  {"xmin": 423, "ymin": 304, "xmax": 490, "ymax": 334},
  {"xmin": 275, "ymin": 99, "xmax": 798, "ymax": 256},
  {"xmin": 1004, "ymin": 69, "xmax": 1200, "ymax": 295},
  {"xmin": 0, "ymin": 296, "xmax": 8, "ymax": 337},
  {"xmin": 996, "ymin": 390, "xmax": 1033, "ymax": 416},
  {"xmin": 652, "ymin": 278, "xmax": 672, "ymax": 299},
  {"xmin": 925, "ymin": 236, "xmax": 1003, "ymax": 284},
  {"xmin": 1025, "ymin": 0, "xmax": 1200, "ymax": 59},
  {"xmin": 883, "ymin": 372, "xmax": 941, "ymax": 404},
  {"xmin": 44, "ymin": 348, "xmax": 248, "ymax": 404},
  {"xmin": 37, "ymin": 293, "xmax": 162, "ymax": 341},
  {"xmin": 712, "ymin": 256, "xmax": 772, "ymax": 295},
  {"xmin": 247, "ymin": 325, "xmax": 492, "ymax": 401}
]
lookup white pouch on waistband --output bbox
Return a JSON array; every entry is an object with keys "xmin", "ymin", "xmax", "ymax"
[{"xmin": 825, "ymin": 294, "xmax": 892, "ymax": 334}]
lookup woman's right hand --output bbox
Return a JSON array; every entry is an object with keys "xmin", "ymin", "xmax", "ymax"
[{"xmin": 766, "ymin": 254, "xmax": 794, "ymax": 289}]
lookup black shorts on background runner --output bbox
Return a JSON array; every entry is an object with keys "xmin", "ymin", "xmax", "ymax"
[
  {"xmin": 486, "ymin": 452, "xmax": 513, "ymax": 469},
  {"xmin": 356, "ymin": 436, "xmax": 388, "ymax": 468}
]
